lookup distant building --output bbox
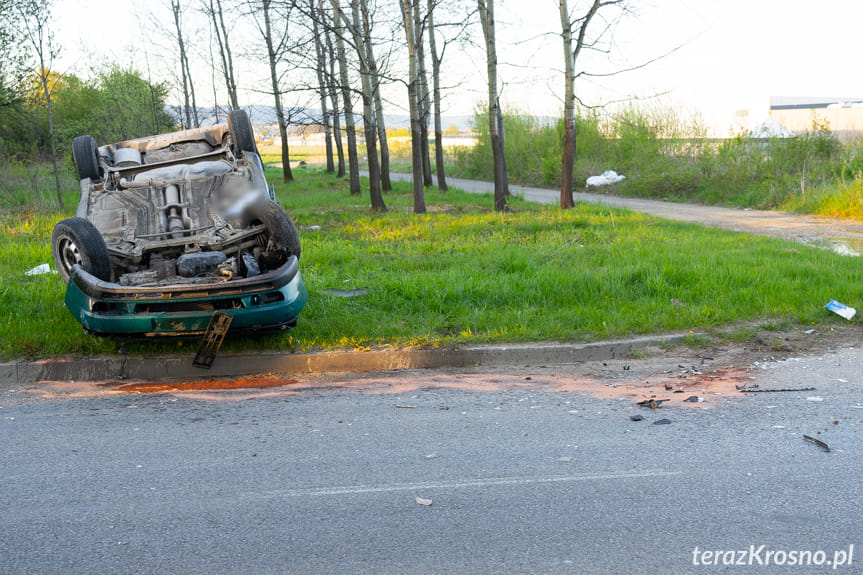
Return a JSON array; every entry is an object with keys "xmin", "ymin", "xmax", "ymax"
[{"xmin": 769, "ymin": 96, "xmax": 863, "ymax": 140}]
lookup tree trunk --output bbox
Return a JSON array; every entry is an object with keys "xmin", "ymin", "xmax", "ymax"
[
  {"xmin": 427, "ymin": 0, "xmax": 447, "ymax": 191},
  {"xmin": 478, "ymin": 0, "xmax": 507, "ymax": 211},
  {"xmin": 38, "ymin": 52, "xmax": 61, "ymax": 207},
  {"xmin": 359, "ymin": 0, "xmax": 391, "ymax": 191},
  {"xmin": 560, "ymin": 0, "xmax": 604, "ymax": 209},
  {"xmin": 349, "ymin": 0, "xmax": 386, "ymax": 212},
  {"xmin": 208, "ymin": 0, "xmax": 239, "ymax": 110},
  {"xmin": 321, "ymin": 3, "xmax": 345, "ymax": 178},
  {"xmin": 399, "ymin": 0, "xmax": 426, "ymax": 213},
  {"xmin": 331, "ymin": 0, "xmax": 360, "ymax": 195},
  {"xmin": 171, "ymin": 0, "xmax": 194, "ymax": 129},
  {"xmin": 310, "ymin": 0, "xmax": 334, "ymax": 173},
  {"xmin": 559, "ymin": 0, "xmax": 575, "ymax": 209},
  {"xmin": 262, "ymin": 0, "xmax": 293, "ymax": 183},
  {"xmin": 412, "ymin": 0, "xmax": 432, "ymax": 188}
]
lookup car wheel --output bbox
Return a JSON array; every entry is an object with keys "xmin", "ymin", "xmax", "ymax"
[
  {"xmin": 227, "ymin": 110, "xmax": 258, "ymax": 156},
  {"xmin": 247, "ymin": 201, "xmax": 301, "ymax": 263},
  {"xmin": 52, "ymin": 217, "xmax": 112, "ymax": 284},
  {"xmin": 72, "ymin": 135, "xmax": 100, "ymax": 181}
]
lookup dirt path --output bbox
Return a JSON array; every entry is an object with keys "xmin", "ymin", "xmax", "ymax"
[{"xmin": 387, "ymin": 173, "xmax": 863, "ymax": 253}]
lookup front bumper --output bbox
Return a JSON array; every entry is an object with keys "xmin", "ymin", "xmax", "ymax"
[{"xmin": 64, "ymin": 256, "xmax": 308, "ymax": 337}]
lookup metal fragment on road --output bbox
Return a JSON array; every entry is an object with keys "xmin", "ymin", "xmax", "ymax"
[
  {"xmin": 803, "ymin": 435, "xmax": 831, "ymax": 452},
  {"xmin": 653, "ymin": 419, "xmax": 672, "ymax": 425},
  {"xmin": 630, "ymin": 414, "xmax": 645, "ymax": 422}
]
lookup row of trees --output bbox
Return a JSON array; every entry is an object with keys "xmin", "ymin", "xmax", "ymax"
[{"xmin": 2, "ymin": 0, "xmax": 636, "ymax": 212}]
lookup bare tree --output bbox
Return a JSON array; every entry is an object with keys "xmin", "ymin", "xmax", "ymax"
[
  {"xmin": 412, "ymin": 0, "xmax": 432, "ymax": 187},
  {"xmin": 309, "ymin": 0, "xmax": 335, "ymax": 172},
  {"xmin": 321, "ymin": 1, "xmax": 346, "ymax": 178},
  {"xmin": 477, "ymin": 0, "xmax": 507, "ymax": 211},
  {"xmin": 331, "ymin": 0, "xmax": 386, "ymax": 212},
  {"xmin": 330, "ymin": 0, "xmax": 361, "ymax": 194},
  {"xmin": 253, "ymin": 0, "xmax": 294, "ymax": 182},
  {"xmin": 204, "ymin": 0, "xmax": 240, "ymax": 110},
  {"xmin": 426, "ymin": 0, "xmax": 446, "ymax": 190},
  {"xmin": 360, "ymin": 0, "xmax": 393, "ymax": 192},
  {"xmin": 171, "ymin": 0, "xmax": 199, "ymax": 128},
  {"xmin": 559, "ymin": 0, "xmax": 626, "ymax": 208},
  {"xmin": 16, "ymin": 0, "xmax": 62, "ymax": 207},
  {"xmin": 398, "ymin": 0, "xmax": 426, "ymax": 213}
]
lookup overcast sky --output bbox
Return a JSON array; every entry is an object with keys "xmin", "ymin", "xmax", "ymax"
[{"xmin": 52, "ymin": 0, "xmax": 863, "ymax": 136}]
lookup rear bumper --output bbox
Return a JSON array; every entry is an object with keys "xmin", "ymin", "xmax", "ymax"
[{"xmin": 64, "ymin": 257, "xmax": 308, "ymax": 337}]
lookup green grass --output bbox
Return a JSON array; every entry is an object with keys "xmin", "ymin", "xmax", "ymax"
[{"xmin": 2, "ymin": 166, "xmax": 863, "ymax": 361}]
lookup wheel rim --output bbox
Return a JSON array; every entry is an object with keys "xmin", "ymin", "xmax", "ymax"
[{"xmin": 59, "ymin": 237, "xmax": 82, "ymax": 275}]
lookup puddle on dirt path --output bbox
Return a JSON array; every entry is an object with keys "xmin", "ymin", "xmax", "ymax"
[{"xmin": 24, "ymin": 368, "xmax": 748, "ymax": 407}]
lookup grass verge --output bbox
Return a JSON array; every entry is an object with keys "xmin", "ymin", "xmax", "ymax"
[{"xmin": 1, "ymin": 166, "xmax": 862, "ymax": 361}]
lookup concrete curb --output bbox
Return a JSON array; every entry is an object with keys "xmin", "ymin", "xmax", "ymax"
[{"xmin": 0, "ymin": 333, "xmax": 689, "ymax": 386}]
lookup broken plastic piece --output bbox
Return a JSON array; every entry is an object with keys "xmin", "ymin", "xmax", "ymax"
[
  {"xmin": 630, "ymin": 415, "xmax": 644, "ymax": 422},
  {"xmin": 415, "ymin": 496, "xmax": 433, "ymax": 506},
  {"xmin": 654, "ymin": 419, "xmax": 672, "ymax": 425},
  {"xmin": 193, "ymin": 311, "xmax": 233, "ymax": 369},
  {"xmin": 825, "ymin": 299, "xmax": 856, "ymax": 320}
]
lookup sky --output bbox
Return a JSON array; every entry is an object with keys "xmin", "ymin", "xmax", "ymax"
[{"xmin": 51, "ymin": 0, "xmax": 863, "ymax": 136}]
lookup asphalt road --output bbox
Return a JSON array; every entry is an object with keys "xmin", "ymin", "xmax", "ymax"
[{"xmin": 2, "ymin": 349, "xmax": 862, "ymax": 574}]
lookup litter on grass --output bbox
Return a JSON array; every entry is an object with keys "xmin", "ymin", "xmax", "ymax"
[
  {"xmin": 24, "ymin": 263, "xmax": 56, "ymax": 276},
  {"xmin": 586, "ymin": 170, "xmax": 626, "ymax": 187},
  {"xmin": 825, "ymin": 299, "xmax": 856, "ymax": 320}
]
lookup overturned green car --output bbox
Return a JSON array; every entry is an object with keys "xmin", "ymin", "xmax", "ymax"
[{"xmin": 52, "ymin": 110, "xmax": 308, "ymax": 338}]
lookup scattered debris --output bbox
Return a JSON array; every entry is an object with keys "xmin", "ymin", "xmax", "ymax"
[
  {"xmin": 737, "ymin": 385, "xmax": 816, "ymax": 393},
  {"xmin": 630, "ymin": 415, "xmax": 644, "ymax": 422},
  {"xmin": 415, "ymin": 496, "xmax": 433, "ymax": 506},
  {"xmin": 837, "ymin": 379, "xmax": 848, "ymax": 383},
  {"xmin": 426, "ymin": 453, "xmax": 437, "ymax": 459},
  {"xmin": 804, "ymin": 329, "xmax": 816, "ymax": 334},
  {"xmin": 395, "ymin": 404, "xmax": 417, "ymax": 409},
  {"xmin": 803, "ymin": 435, "xmax": 830, "ymax": 452},
  {"xmin": 637, "ymin": 399, "xmax": 668, "ymax": 408},
  {"xmin": 852, "ymin": 405, "xmax": 863, "ymax": 410},
  {"xmin": 683, "ymin": 396, "xmax": 704, "ymax": 403},
  {"xmin": 300, "ymin": 225, "xmax": 322, "ymax": 231},
  {"xmin": 558, "ymin": 456, "xmax": 572, "ymax": 462},
  {"xmin": 806, "ymin": 396, "xmax": 824, "ymax": 402},
  {"xmin": 192, "ymin": 311, "xmax": 233, "ymax": 369},
  {"xmin": 321, "ymin": 288, "xmax": 369, "ymax": 297},
  {"xmin": 664, "ymin": 384, "xmax": 673, "ymax": 391},
  {"xmin": 654, "ymin": 419, "xmax": 672, "ymax": 425},
  {"xmin": 24, "ymin": 263, "xmax": 55, "ymax": 276},
  {"xmin": 825, "ymin": 299, "xmax": 856, "ymax": 320}
]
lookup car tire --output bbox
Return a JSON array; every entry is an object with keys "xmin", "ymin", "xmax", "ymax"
[
  {"xmin": 72, "ymin": 135, "xmax": 100, "ymax": 181},
  {"xmin": 228, "ymin": 110, "xmax": 258, "ymax": 156},
  {"xmin": 52, "ymin": 217, "xmax": 112, "ymax": 284},
  {"xmin": 248, "ymin": 201, "xmax": 301, "ymax": 261}
]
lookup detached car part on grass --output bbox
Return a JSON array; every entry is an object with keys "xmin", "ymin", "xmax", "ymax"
[{"xmin": 52, "ymin": 110, "xmax": 308, "ymax": 337}]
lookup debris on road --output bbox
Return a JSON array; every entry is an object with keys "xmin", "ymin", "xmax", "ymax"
[
  {"xmin": 192, "ymin": 311, "xmax": 233, "ymax": 369},
  {"xmin": 415, "ymin": 496, "xmax": 433, "ymax": 506},
  {"xmin": 807, "ymin": 396, "xmax": 824, "ymax": 402},
  {"xmin": 683, "ymin": 396, "xmax": 704, "ymax": 403},
  {"xmin": 630, "ymin": 415, "xmax": 645, "ymax": 422},
  {"xmin": 637, "ymin": 399, "xmax": 668, "ymax": 408},
  {"xmin": 803, "ymin": 435, "xmax": 831, "ymax": 452},
  {"xmin": 654, "ymin": 419, "xmax": 672, "ymax": 425},
  {"xmin": 396, "ymin": 404, "xmax": 417, "ymax": 409},
  {"xmin": 737, "ymin": 384, "xmax": 816, "ymax": 393},
  {"xmin": 825, "ymin": 299, "xmax": 856, "ymax": 320}
]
